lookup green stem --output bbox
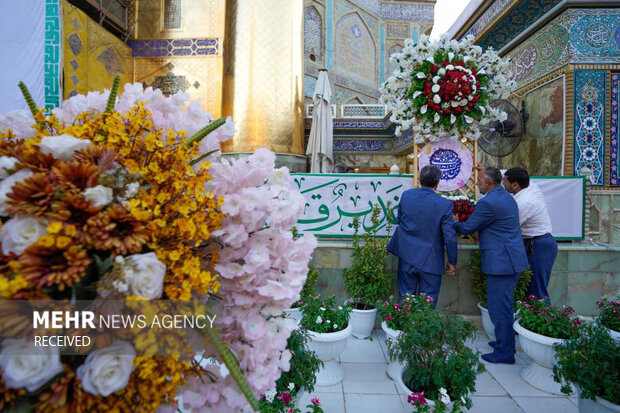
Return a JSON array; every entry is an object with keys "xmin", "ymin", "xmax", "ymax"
[
  {"xmin": 189, "ymin": 148, "xmax": 221, "ymax": 166},
  {"xmin": 202, "ymin": 321, "xmax": 259, "ymax": 411},
  {"xmin": 18, "ymin": 81, "xmax": 39, "ymax": 117},
  {"xmin": 105, "ymin": 75, "xmax": 121, "ymax": 113},
  {"xmin": 184, "ymin": 118, "xmax": 226, "ymax": 148}
]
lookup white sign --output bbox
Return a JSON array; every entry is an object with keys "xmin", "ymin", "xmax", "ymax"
[
  {"xmin": 293, "ymin": 174, "xmax": 585, "ymax": 240},
  {"xmin": 291, "ymin": 174, "xmax": 414, "ymax": 237}
]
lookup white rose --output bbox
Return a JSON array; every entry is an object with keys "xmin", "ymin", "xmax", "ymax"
[
  {"xmin": 0, "ymin": 216, "xmax": 48, "ymax": 255},
  {"xmin": 38, "ymin": 134, "xmax": 92, "ymax": 161},
  {"xmin": 0, "ymin": 339, "xmax": 63, "ymax": 392},
  {"xmin": 83, "ymin": 185, "xmax": 113, "ymax": 207},
  {"xmin": 0, "ymin": 169, "xmax": 33, "ymax": 216},
  {"xmin": 126, "ymin": 252, "xmax": 166, "ymax": 299},
  {"xmin": 438, "ymin": 68, "xmax": 446, "ymax": 76},
  {"xmin": 432, "ymin": 76, "xmax": 440, "ymax": 84},
  {"xmin": 433, "ymin": 95, "xmax": 441, "ymax": 104},
  {"xmin": 77, "ymin": 340, "xmax": 135, "ymax": 397},
  {"xmin": 0, "ymin": 156, "xmax": 18, "ymax": 179},
  {"xmin": 431, "ymin": 84, "xmax": 440, "ymax": 93}
]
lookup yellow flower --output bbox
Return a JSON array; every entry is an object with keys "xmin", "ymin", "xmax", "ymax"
[
  {"xmin": 56, "ymin": 236, "xmax": 72, "ymax": 249},
  {"xmin": 37, "ymin": 235, "xmax": 55, "ymax": 248},
  {"xmin": 47, "ymin": 222, "xmax": 63, "ymax": 234},
  {"xmin": 64, "ymin": 224, "xmax": 77, "ymax": 237}
]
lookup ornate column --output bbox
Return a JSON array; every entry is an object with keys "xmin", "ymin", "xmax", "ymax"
[{"xmin": 221, "ymin": 0, "xmax": 306, "ymax": 171}]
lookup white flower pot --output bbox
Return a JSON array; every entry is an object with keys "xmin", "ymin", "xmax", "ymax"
[
  {"xmin": 478, "ymin": 302, "xmax": 495, "ymax": 341},
  {"xmin": 605, "ymin": 327, "xmax": 620, "ymax": 344},
  {"xmin": 307, "ymin": 323, "xmax": 352, "ymax": 386},
  {"xmin": 577, "ymin": 388, "xmax": 620, "ymax": 413},
  {"xmin": 513, "ymin": 319, "xmax": 569, "ymax": 395},
  {"xmin": 294, "ymin": 387, "xmax": 307, "ymax": 408},
  {"xmin": 381, "ymin": 321, "xmax": 404, "ymax": 381},
  {"xmin": 394, "ymin": 365, "xmax": 453, "ymax": 412},
  {"xmin": 349, "ymin": 305, "xmax": 377, "ymax": 339},
  {"xmin": 283, "ymin": 307, "xmax": 303, "ymax": 323}
]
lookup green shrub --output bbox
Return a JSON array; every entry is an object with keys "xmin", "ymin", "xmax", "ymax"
[
  {"xmin": 553, "ymin": 322, "xmax": 620, "ymax": 404},
  {"xmin": 343, "ymin": 204, "xmax": 392, "ymax": 310}
]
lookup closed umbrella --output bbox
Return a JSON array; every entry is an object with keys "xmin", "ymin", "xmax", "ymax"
[{"xmin": 306, "ymin": 69, "xmax": 334, "ymax": 173}]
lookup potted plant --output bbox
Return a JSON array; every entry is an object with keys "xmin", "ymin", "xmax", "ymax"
[
  {"xmin": 299, "ymin": 296, "xmax": 352, "ymax": 386},
  {"xmin": 471, "ymin": 250, "xmax": 532, "ymax": 340},
  {"xmin": 284, "ymin": 265, "xmax": 319, "ymax": 323},
  {"xmin": 514, "ymin": 296, "xmax": 582, "ymax": 395},
  {"xmin": 274, "ymin": 328, "xmax": 322, "ymax": 405},
  {"xmin": 596, "ymin": 296, "xmax": 620, "ymax": 342},
  {"xmin": 343, "ymin": 204, "xmax": 392, "ymax": 339},
  {"xmin": 388, "ymin": 306, "xmax": 484, "ymax": 412},
  {"xmin": 377, "ymin": 294, "xmax": 435, "ymax": 380},
  {"xmin": 553, "ymin": 322, "xmax": 620, "ymax": 413}
]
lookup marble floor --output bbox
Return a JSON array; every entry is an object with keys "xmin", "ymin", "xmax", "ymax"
[{"xmin": 297, "ymin": 329, "xmax": 579, "ymax": 413}]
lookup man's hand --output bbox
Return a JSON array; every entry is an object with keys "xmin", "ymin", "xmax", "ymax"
[
  {"xmin": 445, "ymin": 263, "xmax": 456, "ymax": 276},
  {"xmin": 474, "ymin": 163, "xmax": 485, "ymax": 172}
]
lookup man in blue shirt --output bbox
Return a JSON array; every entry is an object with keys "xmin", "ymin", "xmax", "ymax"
[
  {"xmin": 455, "ymin": 167, "xmax": 528, "ymax": 364},
  {"xmin": 387, "ymin": 165, "xmax": 457, "ymax": 307}
]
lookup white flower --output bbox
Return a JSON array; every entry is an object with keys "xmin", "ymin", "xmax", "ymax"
[
  {"xmin": 450, "ymin": 114, "xmax": 456, "ymax": 124},
  {"xmin": 431, "ymin": 85, "xmax": 440, "ymax": 93},
  {"xmin": 316, "ymin": 316, "xmax": 323, "ymax": 324},
  {"xmin": 420, "ymin": 105, "xmax": 428, "ymax": 114},
  {"xmin": 448, "ymin": 52, "xmax": 455, "ymax": 62},
  {"xmin": 446, "ymin": 64, "xmax": 454, "ymax": 70},
  {"xmin": 451, "ymin": 101, "xmax": 458, "ymax": 108},
  {"xmin": 433, "ymin": 95, "xmax": 441, "ymax": 104},
  {"xmin": 0, "ymin": 339, "xmax": 63, "ymax": 392},
  {"xmin": 38, "ymin": 134, "xmax": 91, "ymax": 161},
  {"xmin": 125, "ymin": 252, "xmax": 166, "ymax": 299},
  {"xmin": 412, "ymin": 91, "xmax": 422, "ymax": 99},
  {"xmin": 83, "ymin": 185, "xmax": 114, "ymax": 208},
  {"xmin": 434, "ymin": 113, "xmax": 440, "ymax": 123},
  {"xmin": 478, "ymin": 69, "xmax": 486, "ymax": 75},
  {"xmin": 265, "ymin": 389, "xmax": 277, "ymax": 403},
  {"xmin": 0, "ymin": 156, "xmax": 18, "ymax": 179},
  {"xmin": 319, "ymin": 307, "xmax": 326, "ymax": 311},
  {"xmin": 416, "ymin": 72, "xmax": 426, "ymax": 79},
  {"xmin": 0, "ymin": 169, "xmax": 33, "ymax": 216},
  {"xmin": 76, "ymin": 340, "xmax": 135, "ymax": 397},
  {"xmin": 333, "ymin": 324, "xmax": 338, "ymax": 329},
  {"xmin": 0, "ymin": 216, "xmax": 48, "ymax": 255},
  {"xmin": 338, "ymin": 306, "xmax": 342, "ymax": 310},
  {"xmin": 432, "ymin": 76, "xmax": 440, "ymax": 84},
  {"xmin": 464, "ymin": 115, "xmax": 474, "ymax": 124},
  {"xmin": 438, "ymin": 68, "xmax": 446, "ymax": 76},
  {"xmin": 326, "ymin": 320, "xmax": 331, "ymax": 324},
  {"xmin": 459, "ymin": 99, "xmax": 468, "ymax": 107}
]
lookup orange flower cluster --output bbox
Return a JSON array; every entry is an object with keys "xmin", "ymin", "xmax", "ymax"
[
  {"xmin": 0, "ymin": 103, "xmax": 223, "ymax": 299},
  {"xmin": 0, "ymin": 101, "xmax": 225, "ymax": 411}
]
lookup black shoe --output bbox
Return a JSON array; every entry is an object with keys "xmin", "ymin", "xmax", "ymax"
[
  {"xmin": 488, "ymin": 341, "xmax": 497, "ymax": 348},
  {"xmin": 481, "ymin": 352, "xmax": 515, "ymax": 365}
]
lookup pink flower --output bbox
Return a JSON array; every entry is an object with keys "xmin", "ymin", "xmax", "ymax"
[
  {"xmin": 277, "ymin": 391, "xmax": 292, "ymax": 404},
  {"xmin": 573, "ymin": 319, "xmax": 582, "ymax": 326},
  {"xmin": 311, "ymin": 397, "xmax": 321, "ymax": 406},
  {"xmin": 425, "ymin": 296, "xmax": 434, "ymax": 302},
  {"xmin": 385, "ymin": 315, "xmax": 393, "ymax": 321},
  {"xmin": 408, "ymin": 392, "xmax": 427, "ymax": 406}
]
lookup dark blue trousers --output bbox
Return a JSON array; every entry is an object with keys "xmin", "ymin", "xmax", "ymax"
[
  {"xmin": 487, "ymin": 273, "xmax": 519, "ymax": 360},
  {"xmin": 525, "ymin": 234, "xmax": 558, "ymax": 304},
  {"xmin": 397, "ymin": 260, "xmax": 441, "ymax": 308}
]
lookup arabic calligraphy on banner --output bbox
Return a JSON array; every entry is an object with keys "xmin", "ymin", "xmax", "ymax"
[{"xmin": 291, "ymin": 174, "xmax": 414, "ymax": 237}]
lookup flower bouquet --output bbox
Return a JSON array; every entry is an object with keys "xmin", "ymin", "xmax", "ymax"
[
  {"xmin": 380, "ymin": 34, "xmax": 516, "ymax": 142},
  {"xmin": 442, "ymin": 195, "xmax": 475, "ymax": 222},
  {"xmin": 0, "ymin": 77, "xmax": 317, "ymax": 412}
]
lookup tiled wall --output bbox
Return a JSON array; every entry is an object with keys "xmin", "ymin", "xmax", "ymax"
[{"xmin": 309, "ymin": 243, "xmax": 620, "ymax": 316}]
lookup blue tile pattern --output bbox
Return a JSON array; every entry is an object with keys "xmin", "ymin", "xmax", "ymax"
[
  {"xmin": 611, "ymin": 74, "xmax": 620, "ymax": 186},
  {"xmin": 574, "ymin": 70, "xmax": 606, "ymax": 186},
  {"xmin": 129, "ymin": 38, "xmax": 219, "ymax": 57}
]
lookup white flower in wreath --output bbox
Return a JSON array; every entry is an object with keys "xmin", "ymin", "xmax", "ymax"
[
  {"xmin": 0, "ymin": 216, "xmax": 48, "ymax": 255},
  {"xmin": 0, "ymin": 156, "xmax": 18, "ymax": 179},
  {"xmin": 316, "ymin": 316, "xmax": 323, "ymax": 324},
  {"xmin": 433, "ymin": 95, "xmax": 441, "ymax": 104},
  {"xmin": 39, "ymin": 134, "xmax": 91, "ymax": 161},
  {"xmin": 431, "ymin": 85, "xmax": 440, "ymax": 93}
]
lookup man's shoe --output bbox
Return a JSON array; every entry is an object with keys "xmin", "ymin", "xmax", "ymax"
[
  {"xmin": 488, "ymin": 341, "xmax": 497, "ymax": 348},
  {"xmin": 481, "ymin": 352, "xmax": 515, "ymax": 365}
]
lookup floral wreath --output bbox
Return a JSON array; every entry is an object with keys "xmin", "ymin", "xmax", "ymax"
[{"xmin": 380, "ymin": 35, "xmax": 516, "ymax": 143}]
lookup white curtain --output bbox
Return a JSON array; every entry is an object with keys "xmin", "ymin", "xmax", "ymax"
[{"xmin": 306, "ymin": 70, "xmax": 334, "ymax": 173}]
